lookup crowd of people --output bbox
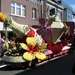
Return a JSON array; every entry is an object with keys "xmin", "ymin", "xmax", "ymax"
[{"xmin": 0, "ymin": 36, "xmax": 14, "ymax": 57}]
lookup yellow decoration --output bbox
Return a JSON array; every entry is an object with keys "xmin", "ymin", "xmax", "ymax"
[
  {"xmin": 20, "ymin": 43, "xmax": 29, "ymax": 50},
  {"xmin": 35, "ymin": 52, "xmax": 46, "ymax": 60},
  {"xmin": 0, "ymin": 12, "xmax": 6, "ymax": 22},
  {"xmin": 26, "ymin": 37, "xmax": 36, "ymax": 46},
  {"xmin": 23, "ymin": 52, "xmax": 34, "ymax": 61},
  {"xmin": 5, "ymin": 42, "xmax": 9, "ymax": 49}
]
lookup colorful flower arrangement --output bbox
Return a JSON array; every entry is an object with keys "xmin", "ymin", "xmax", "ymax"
[
  {"xmin": 0, "ymin": 12, "xmax": 50, "ymax": 61},
  {"xmin": 0, "ymin": 12, "xmax": 71, "ymax": 63},
  {"xmin": 4, "ymin": 37, "xmax": 48, "ymax": 61}
]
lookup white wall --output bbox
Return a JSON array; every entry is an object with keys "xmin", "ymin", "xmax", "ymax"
[{"xmin": 0, "ymin": 22, "xmax": 12, "ymax": 31}]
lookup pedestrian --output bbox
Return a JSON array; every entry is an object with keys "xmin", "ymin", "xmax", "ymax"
[
  {"xmin": 0, "ymin": 36, "xmax": 5, "ymax": 57},
  {"xmin": 1, "ymin": 36, "xmax": 5, "ymax": 43},
  {"xmin": 1, "ymin": 38, "xmax": 10, "ymax": 57},
  {"xmin": 0, "ymin": 40, "xmax": 2, "ymax": 57}
]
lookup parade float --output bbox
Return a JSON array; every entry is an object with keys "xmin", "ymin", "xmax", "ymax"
[{"xmin": 0, "ymin": 12, "xmax": 73, "ymax": 68}]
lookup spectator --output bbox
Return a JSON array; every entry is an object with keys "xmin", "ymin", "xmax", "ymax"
[
  {"xmin": 1, "ymin": 38, "xmax": 10, "ymax": 57},
  {"xmin": 1, "ymin": 36, "xmax": 5, "ymax": 43},
  {"xmin": 0, "ymin": 40, "xmax": 2, "ymax": 57},
  {"xmin": 0, "ymin": 36, "xmax": 5, "ymax": 57}
]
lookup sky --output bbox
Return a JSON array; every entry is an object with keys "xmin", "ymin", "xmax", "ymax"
[{"xmin": 62, "ymin": 0, "xmax": 75, "ymax": 12}]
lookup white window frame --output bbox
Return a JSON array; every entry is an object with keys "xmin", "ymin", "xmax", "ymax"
[
  {"xmin": 32, "ymin": 8, "xmax": 36, "ymax": 20},
  {"xmin": 11, "ymin": 2, "xmax": 26, "ymax": 17}
]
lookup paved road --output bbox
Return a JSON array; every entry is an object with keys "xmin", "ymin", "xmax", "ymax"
[{"xmin": 0, "ymin": 53, "xmax": 75, "ymax": 75}]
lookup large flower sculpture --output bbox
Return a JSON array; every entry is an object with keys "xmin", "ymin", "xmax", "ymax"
[
  {"xmin": 22, "ymin": 37, "xmax": 47, "ymax": 61},
  {"xmin": 31, "ymin": 18, "xmax": 53, "ymax": 38}
]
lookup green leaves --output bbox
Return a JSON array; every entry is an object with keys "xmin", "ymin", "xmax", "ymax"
[{"xmin": 3, "ymin": 17, "xmax": 12, "ymax": 28}]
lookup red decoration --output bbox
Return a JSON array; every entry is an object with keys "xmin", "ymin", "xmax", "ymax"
[
  {"xmin": 47, "ymin": 41, "xmax": 63, "ymax": 54},
  {"xmin": 27, "ymin": 26, "xmax": 35, "ymax": 37}
]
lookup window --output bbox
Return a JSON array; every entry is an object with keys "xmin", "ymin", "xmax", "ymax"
[
  {"xmin": 67, "ymin": 9, "xmax": 72, "ymax": 21},
  {"xmin": 49, "ymin": 8, "xmax": 55, "ymax": 16},
  {"xmin": 16, "ymin": 3, "xmax": 21, "ymax": 15},
  {"xmin": 46, "ymin": 4, "xmax": 55, "ymax": 16},
  {"xmin": 32, "ymin": 8, "xmax": 36, "ymax": 19},
  {"xmin": 11, "ymin": 2, "xmax": 26, "ymax": 17},
  {"xmin": 11, "ymin": 2, "xmax": 15, "ymax": 14}
]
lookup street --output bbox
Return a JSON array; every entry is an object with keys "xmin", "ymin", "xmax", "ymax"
[{"xmin": 0, "ymin": 53, "xmax": 75, "ymax": 75}]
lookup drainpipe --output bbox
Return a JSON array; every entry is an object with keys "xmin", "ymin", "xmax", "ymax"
[
  {"xmin": 37, "ymin": 0, "xmax": 42, "ymax": 19},
  {"xmin": 41, "ymin": 0, "xmax": 43, "ymax": 18},
  {"xmin": 0, "ymin": 0, "xmax": 1, "ymax": 11},
  {"xmin": 42, "ymin": 0, "xmax": 47, "ymax": 18}
]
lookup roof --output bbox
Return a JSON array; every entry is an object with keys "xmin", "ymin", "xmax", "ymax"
[{"xmin": 47, "ymin": 0, "xmax": 64, "ymax": 10}]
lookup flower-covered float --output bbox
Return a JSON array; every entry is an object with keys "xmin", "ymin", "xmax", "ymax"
[{"xmin": 0, "ymin": 12, "xmax": 73, "ymax": 68}]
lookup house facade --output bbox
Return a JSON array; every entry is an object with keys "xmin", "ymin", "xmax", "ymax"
[
  {"xmin": 0, "ymin": 0, "xmax": 74, "ymax": 25},
  {"xmin": 46, "ymin": 0, "xmax": 64, "ymax": 21},
  {"xmin": 0, "ymin": 0, "xmax": 42, "ymax": 37},
  {"xmin": 41, "ymin": 0, "xmax": 73, "ymax": 22},
  {"xmin": 0, "ymin": 0, "xmax": 41, "ymax": 25}
]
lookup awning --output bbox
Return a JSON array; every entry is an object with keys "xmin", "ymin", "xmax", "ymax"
[{"xmin": 0, "ymin": 22, "xmax": 12, "ymax": 31}]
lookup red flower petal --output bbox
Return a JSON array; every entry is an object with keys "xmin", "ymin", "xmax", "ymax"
[
  {"xmin": 39, "ymin": 18, "xmax": 46, "ymax": 27},
  {"xmin": 37, "ymin": 28, "xmax": 44, "ymax": 35},
  {"xmin": 46, "ymin": 20, "xmax": 53, "ymax": 27}
]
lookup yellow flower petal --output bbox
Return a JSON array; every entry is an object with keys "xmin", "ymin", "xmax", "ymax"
[
  {"xmin": 23, "ymin": 52, "xmax": 35, "ymax": 61},
  {"xmin": 35, "ymin": 52, "xmax": 46, "ymax": 60},
  {"xmin": 20, "ymin": 43, "xmax": 29, "ymax": 50},
  {"xmin": 26, "ymin": 37, "xmax": 36, "ymax": 46}
]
